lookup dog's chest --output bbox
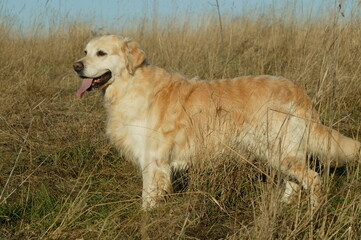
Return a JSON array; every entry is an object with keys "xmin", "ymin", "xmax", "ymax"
[{"xmin": 105, "ymin": 95, "xmax": 151, "ymax": 165}]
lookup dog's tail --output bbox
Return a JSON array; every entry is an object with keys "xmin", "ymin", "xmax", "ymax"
[{"xmin": 307, "ymin": 123, "xmax": 361, "ymax": 166}]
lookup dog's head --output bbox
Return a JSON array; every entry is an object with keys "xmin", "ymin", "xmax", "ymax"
[{"xmin": 73, "ymin": 35, "xmax": 146, "ymax": 98}]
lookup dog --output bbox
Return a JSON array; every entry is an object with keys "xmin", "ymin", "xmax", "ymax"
[{"xmin": 73, "ymin": 35, "xmax": 360, "ymax": 209}]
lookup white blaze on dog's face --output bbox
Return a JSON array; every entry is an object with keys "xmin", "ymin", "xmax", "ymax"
[{"xmin": 73, "ymin": 35, "xmax": 145, "ymax": 98}]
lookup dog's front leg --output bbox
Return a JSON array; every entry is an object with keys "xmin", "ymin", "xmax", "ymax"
[{"xmin": 141, "ymin": 158, "xmax": 172, "ymax": 209}]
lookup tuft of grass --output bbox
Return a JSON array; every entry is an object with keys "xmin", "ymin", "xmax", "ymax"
[{"xmin": 1, "ymin": 1, "xmax": 361, "ymax": 239}]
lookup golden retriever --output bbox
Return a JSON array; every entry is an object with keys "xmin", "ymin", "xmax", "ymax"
[{"xmin": 73, "ymin": 35, "xmax": 360, "ymax": 209}]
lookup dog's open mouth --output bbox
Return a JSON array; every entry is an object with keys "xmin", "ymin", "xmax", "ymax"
[{"xmin": 76, "ymin": 71, "xmax": 112, "ymax": 98}]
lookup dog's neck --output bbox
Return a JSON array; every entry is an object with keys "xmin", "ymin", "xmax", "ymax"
[
  {"xmin": 103, "ymin": 66, "xmax": 151, "ymax": 107},
  {"xmin": 102, "ymin": 64, "xmax": 185, "ymax": 112}
]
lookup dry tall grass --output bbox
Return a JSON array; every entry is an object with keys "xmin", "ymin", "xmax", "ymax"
[{"xmin": 1, "ymin": 3, "xmax": 361, "ymax": 240}]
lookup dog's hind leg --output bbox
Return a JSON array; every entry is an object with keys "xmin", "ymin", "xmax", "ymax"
[
  {"xmin": 279, "ymin": 155, "xmax": 321, "ymax": 209},
  {"xmin": 281, "ymin": 180, "xmax": 301, "ymax": 203}
]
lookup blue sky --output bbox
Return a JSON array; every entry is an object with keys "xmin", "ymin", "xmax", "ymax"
[{"xmin": 0, "ymin": 0, "xmax": 354, "ymax": 32}]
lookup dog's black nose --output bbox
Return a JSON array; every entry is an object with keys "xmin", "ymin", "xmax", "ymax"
[{"xmin": 73, "ymin": 61, "xmax": 84, "ymax": 72}]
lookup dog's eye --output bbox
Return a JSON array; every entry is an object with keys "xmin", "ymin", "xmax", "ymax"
[
  {"xmin": 97, "ymin": 51, "xmax": 107, "ymax": 57},
  {"xmin": 84, "ymin": 50, "xmax": 87, "ymax": 55}
]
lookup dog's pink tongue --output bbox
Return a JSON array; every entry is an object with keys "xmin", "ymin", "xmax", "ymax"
[{"xmin": 75, "ymin": 78, "xmax": 93, "ymax": 98}]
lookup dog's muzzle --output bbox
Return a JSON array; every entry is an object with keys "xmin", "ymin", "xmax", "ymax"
[{"xmin": 73, "ymin": 61, "xmax": 112, "ymax": 98}]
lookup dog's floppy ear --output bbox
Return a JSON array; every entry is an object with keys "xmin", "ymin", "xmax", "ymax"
[{"xmin": 122, "ymin": 39, "xmax": 146, "ymax": 75}]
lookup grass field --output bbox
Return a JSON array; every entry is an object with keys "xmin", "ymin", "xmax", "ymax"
[{"xmin": 1, "ymin": 2, "xmax": 361, "ymax": 239}]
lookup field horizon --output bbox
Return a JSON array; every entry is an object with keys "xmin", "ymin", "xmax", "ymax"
[{"xmin": 1, "ymin": 2, "xmax": 361, "ymax": 239}]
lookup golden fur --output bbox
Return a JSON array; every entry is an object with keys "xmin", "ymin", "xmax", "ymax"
[{"xmin": 74, "ymin": 35, "xmax": 361, "ymax": 209}]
